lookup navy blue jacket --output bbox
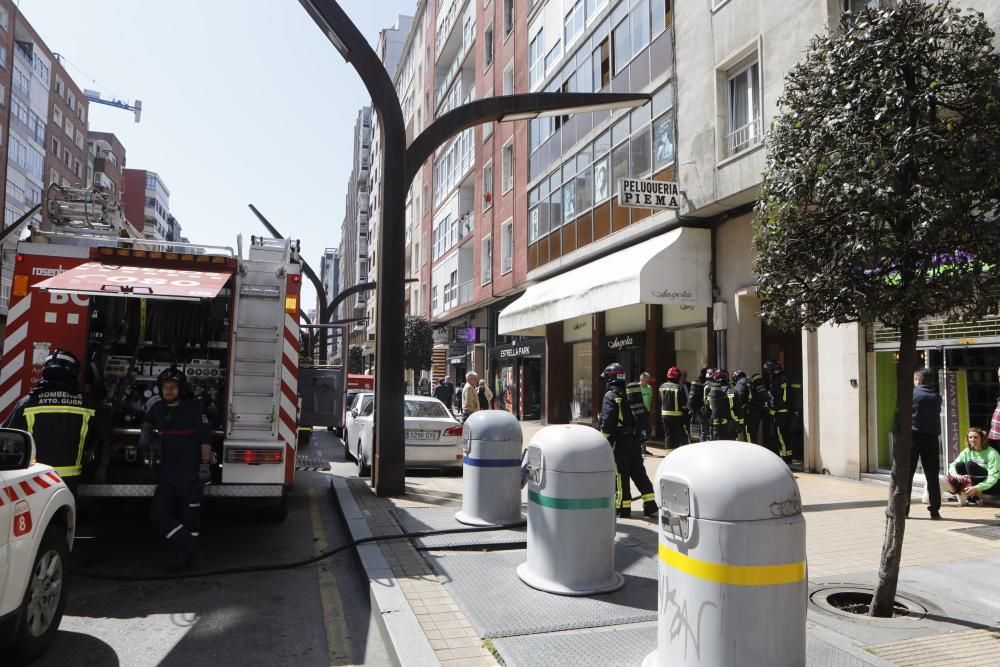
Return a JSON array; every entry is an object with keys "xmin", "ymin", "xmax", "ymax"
[{"xmin": 912, "ymin": 384, "xmax": 942, "ymax": 435}]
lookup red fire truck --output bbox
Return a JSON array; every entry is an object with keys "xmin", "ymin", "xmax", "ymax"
[{"xmin": 0, "ymin": 187, "xmax": 303, "ymax": 516}]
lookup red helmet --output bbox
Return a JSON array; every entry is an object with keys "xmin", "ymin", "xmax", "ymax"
[
  {"xmin": 666, "ymin": 367, "xmax": 681, "ymax": 381},
  {"xmin": 711, "ymin": 369, "xmax": 729, "ymax": 383}
]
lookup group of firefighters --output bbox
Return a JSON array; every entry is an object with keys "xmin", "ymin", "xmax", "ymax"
[
  {"xmin": 3, "ymin": 350, "xmax": 211, "ymax": 572},
  {"xmin": 598, "ymin": 360, "xmax": 799, "ymax": 518}
]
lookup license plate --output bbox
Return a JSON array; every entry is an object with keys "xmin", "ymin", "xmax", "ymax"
[{"xmin": 406, "ymin": 430, "xmax": 439, "ymax": 441}]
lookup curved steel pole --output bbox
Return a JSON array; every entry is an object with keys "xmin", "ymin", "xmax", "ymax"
[{"xmin": 300, "ymin": 0, "xmax": 406, "ymax": 496}]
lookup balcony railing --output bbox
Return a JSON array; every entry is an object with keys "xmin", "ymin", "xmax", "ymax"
[
  {"xmin": 435, "ymin": 0, "xmax": 464, "ymax": 59},
  {"xmin": 458, "ymin": 280, "xmax": 473, "ymax": 305},
  {"xmin": 725, "ymin": 115, "xmax": 763, "ymax": 158},
  {"xmin": 434, "ymin": 21, "xmax": 476, "ymax": 110}
]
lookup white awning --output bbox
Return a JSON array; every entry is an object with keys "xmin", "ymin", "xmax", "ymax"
[{"xmin": 498, "ymin": 227, "xmax": 711, "ymax": 334}]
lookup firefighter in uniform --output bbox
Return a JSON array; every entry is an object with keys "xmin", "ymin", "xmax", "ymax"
[
  {"xmin": 625, "ymin": 380, "xmax": 651, "ymax": 450},
  {"xmin": 4, "ymin": 349, "xmax": 97, "ymax": 498},
  {"xmin": 658, "ymin": 367, "xmax": 689, "ymax": 448},
  {"xmin": 599, "ymin": 363, "xmax": 657, "ymax": 518},
  {"xmin": 731, "ymin": 370, "xmax": 755, "ymax": 442},
  {"xmin": 142, "ymin": 367, "xmax": 213, "ymax": 572},
  {"xmin": 706, "ymin": 369, "xmax": 739, "ymax": 441},
  {"xmin": 763, "ymin": 360, "xmax": 793, "ymax": 462},
  {"xmin": 688, "ymin": 367, "xmax": 710, "ymax": 442}
]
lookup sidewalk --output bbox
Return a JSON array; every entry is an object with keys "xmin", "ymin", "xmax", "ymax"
[{"xmin": 332, "ymin": 428, "xmax": 1000, "ymax": 666}]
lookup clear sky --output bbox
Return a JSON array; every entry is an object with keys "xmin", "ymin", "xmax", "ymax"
[{"xmin": 20, "ymin": 0, "xmax": 416, "ymax": 310}]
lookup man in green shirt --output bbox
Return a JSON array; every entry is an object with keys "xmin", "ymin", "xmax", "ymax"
[
  {"xmin": 639, "ymin": 372, "xmax": 654, "ymax": 455},
  {"xmin": 943, "ymin": 426, "xmax": 1000, "ymax": 506}
]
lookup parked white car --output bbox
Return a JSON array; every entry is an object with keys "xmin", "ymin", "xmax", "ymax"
[
  {"xmin": 0, "ymin": 428, "xmax": 75, "ymax": 665},
  {"xmin": 344, "ymin": 391, "xmax": 374, "ymax": 459},
  {"xmin": 353, "ymin": 395, "xmax": 464, "ymax": 476}
]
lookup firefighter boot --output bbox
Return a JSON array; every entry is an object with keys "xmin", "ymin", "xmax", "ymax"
[{"xmin": 643, "ymin": 500, "xmax": 659, "ymax": 517}]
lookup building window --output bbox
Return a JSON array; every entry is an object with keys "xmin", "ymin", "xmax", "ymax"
[
  {"xmin": 502, "ymin": 61, "xmax": 514, "ymax": 95},
  {"xmin": 483, "ymin": 88, "xmax": 494, "ymax": 139},
  {"xmin": 500, "ymin": 219, "xmax": 513, "ymax": 275},
  {"xmin": 482, "ymin": 161, "xmax": 494, "ymax": 210},
  {"xmin": 726, "ymin": 60, "xmax": 762, "ymax": 157},
  {"xmin": 529, "ymin": 30, "xmax": 545, "ymax": 88},
  {"xmin": 12, "ymin": 66, "xmax": 28, "ymax": 96},
  {"xmin": 484, "ymin": 22, "xmax": 494, "ymax": 70},
  {"xmin": 593, "ymin": 36, "xmax": 611, "ymax": 90},
  {"xmin": 565, "ymin": 0, "xmax": 584, "ymax": 46},
  {"xmin": 503, "ymin": 0, "xmax": 514, "ymax": 38},
  {"xmin": 0, "ymin": 46, "xmax": 7, "ymax": 69},
  {"xmin": 545, "ymin": 39, "xmax": 562, "ymax": 73},
  {"xmin": 481, "ymin": 235, "xmax": 492, "ymax": 284},
  {"xmin": 502, "ymin": 140, "xmax": 514, "ymax": 193},
  {"xmin": 0, "ymin": 8, "xmax": 8, "ymax": 31},
  {"xmin": 612, "ymin": 16, "xmax": 632, "ymax": 75},
  {"xmin": 52, "ymin": 105, "xmax": 62, "ymax": 126},
  {"xmin": 843, "ymin": 0, "xmax": 897, "ymax": 14}
]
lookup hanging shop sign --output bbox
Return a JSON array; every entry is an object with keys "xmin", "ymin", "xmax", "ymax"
[
  {"xmin": 602, "ymin": 332, "xmax": 645, "ymax": 352},
  {"xmin": 493, "ymin": 339, "xmax": 546, "ymax": 360},
  {"xmin": 453, "ymin": 326, "xmax": 480, "ymax": 344},
  {"xmin": 618, "ymin": 178, "xmax": 681, "ymax": 210}
]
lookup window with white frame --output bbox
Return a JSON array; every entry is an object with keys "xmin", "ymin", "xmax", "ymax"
[
  {"xmin": 725, "ymin": 59, "xmax": 761, "ymax": 157},
  {"xmin": 483, "ymin": 88, "xmax": 494, "ymax": 139},
  {"xmin": 564, "ymin": 0, "xmax": 585, "ymax": 47},
  {"xmin": 481, "ymin": 235, "xmax": 492, "ymax": 284},
  {"xmin": 500, "ymin": 219, "xmax": 513, "ymax": 274},
  {"xmin": 482, "ymin": 161, "xmax": 493, "ymax": 210},
  {"xmin": 502, "ymin": 140, "xmax": 514, "ymax": 192},
  {"xmin": 503, "ymin": 0, "xmax": 514, "ymax": 37},
  {"xmin": 529, "ymin": 30, "xmax": 544, "ymax": 88},
  {"xmin": 484, "ymin": 22, "xmax": 494, "ymax": 70},
  {"xmin": 503, "ymin": 61, "xmax": 514, "ymax": 95}
]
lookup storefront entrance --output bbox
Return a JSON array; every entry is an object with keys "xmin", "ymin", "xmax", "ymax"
[{"xmin": 493, "ymin": 339, "xmax": 545, "ymax": 421}]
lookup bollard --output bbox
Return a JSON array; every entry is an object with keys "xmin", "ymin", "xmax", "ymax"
[
  {"xmin": 516, "ymin": 425, "xmax": 624, "ymax": 596},
  {"xmin": 643, "ymin": 441, "xmax": 806, "ymax": 667},
  {"xmin": 455, "ymin": 410, "xmax": 524, "ymax": 526}
]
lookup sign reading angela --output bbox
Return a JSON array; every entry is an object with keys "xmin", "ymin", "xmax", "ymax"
[
  {"xmin": 618, "ymin": 178, "xmax": 680, "ymax": 210},
  {"xmin": 602, "ymin": 332, "xmax": 645, "ymax": 352}
]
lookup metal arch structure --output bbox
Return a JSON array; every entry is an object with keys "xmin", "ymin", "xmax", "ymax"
[{"xmin": 300, "ymin": 0, "xmax": 654, "ymax": 496}]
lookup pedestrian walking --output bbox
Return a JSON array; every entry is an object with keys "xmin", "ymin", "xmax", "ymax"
[
  {"xmin": 142, "ymin": 367, "xmax": 213, "ymax": 571},
  {"xmin": 4, "ymin": 349, "xmax": 98, "ymax": 499},
  {"xmin": 658, "ymin": 367, "xmax": 690, "ymax": 448},
  {"xmin": 477, "ymin": 378, "xmax": 494, "ymax": 410},
  {"xmin": 599, "ymin": 363, "xmax": 656, "ymax": 518},
  {"xmin": 907, "ymin": 368, "xmax": 943, "ymax": 519},
  {"xmin": 433, "ymin": 377, "xmax": 454, "ymax": 412},
  {"xmin": 461, "ymin": 371, "xmax": 479, "ymax": 422}
]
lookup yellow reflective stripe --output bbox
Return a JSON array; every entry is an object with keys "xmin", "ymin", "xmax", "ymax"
[
  {"xmin": 658, "ymin": 543, "xmax": 805, "ymax": 586},
  {"xmin": 615, "ymin": 473, "xmax": 623, "ymax": 509},
  {"xmin": 55, "ymin": 465, "xmax": 82, "ymax": 477},
  {"xmin": 22, "ymin": 406, "xmax": 95, "ymax": 468},
  {"xmin": 641, "ymin": 493, "xmax": 655, "ymax": 502}
]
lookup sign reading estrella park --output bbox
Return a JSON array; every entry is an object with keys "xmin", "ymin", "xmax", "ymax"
[{"xmin": 618, "ymin": 178, "xmax": 681, "ymax": 210}]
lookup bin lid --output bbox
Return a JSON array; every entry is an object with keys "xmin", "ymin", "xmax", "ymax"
[
  {"xmin": 528, "ymin": 424, "xmax": 615, "ymax": 473},
  {"xmin": 654, "ymin": 441, "xmax": 801, "ymax": 521},
  {"xmin": 462, "ymin": 410, "xmax": 523, "ymax": 443}
]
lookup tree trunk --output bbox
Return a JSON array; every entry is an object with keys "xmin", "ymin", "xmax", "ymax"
[{"xmin": 869, "ymin": 318, "xmax": 919, "ymax": 617}]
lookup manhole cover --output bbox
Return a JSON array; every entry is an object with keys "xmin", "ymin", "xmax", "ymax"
[
  {"xmin": 954, "ymin": 525, "xmax": 1000, "ymax": 541},
  {"xmin": 811, "ymin": 586, "xmax": 928, "ymax": 620}
]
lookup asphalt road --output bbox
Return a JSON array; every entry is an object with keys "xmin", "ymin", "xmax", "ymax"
[{"xmin": 35, "ymin": 429, "xmax": 388, "ymax": 667}]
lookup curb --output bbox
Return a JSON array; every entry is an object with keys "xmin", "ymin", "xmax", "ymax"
[{"xmin": 330, "ymin": 476, "xmax": 439, "ymax": 667}]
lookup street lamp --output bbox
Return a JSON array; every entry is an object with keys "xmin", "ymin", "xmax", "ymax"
[{"xmin": 300, "ymin": 0, "xmax": 651, "ymax": 497}]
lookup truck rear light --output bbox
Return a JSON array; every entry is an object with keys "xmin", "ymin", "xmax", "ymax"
[
  {"xmin": 225, "ymin": 448, "xmax": 283, "ymax": 465},
  {"xmin": 444, "ymin": 425, "xmax": 463, "ymax": 436}
]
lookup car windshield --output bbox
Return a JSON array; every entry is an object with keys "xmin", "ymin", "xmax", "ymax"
[{"xmin": 403, "ymin": 400, "xmax": 450, "ymax": 418}]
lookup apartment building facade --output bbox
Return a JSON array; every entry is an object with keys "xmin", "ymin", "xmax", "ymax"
[
  {"xmin": 337, "ymin": 107, "xmax": 372, "ymax": 356},
  {"xmin": 122, "ymin": 168, "xmax": 170, "ymax": 241},
  {"xmin": 87, "ymin": 131, "xmax": 126, "ymax": 205}
]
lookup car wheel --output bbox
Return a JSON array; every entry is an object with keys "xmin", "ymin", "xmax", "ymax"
[
  {"xmin": 357, "ymin": 441, "xmax": 371, "ymax": 477},
  {"xmin": 9, "ymin": 523, "xmax": 69, "ymax": 665},
  {"xmin": 343, "ymin": 432, "xmax": 351, "ymax": 460}
]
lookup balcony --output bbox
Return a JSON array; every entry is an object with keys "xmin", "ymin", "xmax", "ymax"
[
  {"xmin": 458, "ymin": 280, "xmax": 473, "ymax": 305},
  {"xmin": 725, "ymin": 115, "xmax": 763, "ymax": 158},
  {"xmin": 435, "ymin": 0, "xmax": 467, "ymax": 61},
  {"xmin": 434, "ymin": 21, "xmax": 475, "ymax": 111}
]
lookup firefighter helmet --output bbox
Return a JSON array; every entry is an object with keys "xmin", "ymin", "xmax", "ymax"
[
  {"xmin": 711, "ymin": 369, "xmax": 729, "ymax": 384},
  {"xmin": 731, "ymin": 369, "xmax": 747, "ymax": 383},
  {"xmin": 762, "ymin": 360, "xmax": 783, "ymax": 376},
  {"xmin": 601, "ymin": 362, "xmax": 626, "ymax": 383},
  {"xmin": 41, "ymin": 349, "xmax": 80, "ymax": 382},
  {"xmin": 157, "ymin": 367, "xmax": 187, "ymax": 394},
  {"xmin": 666, "ymin": 366, "xmax": 681, "ymax": 381}
]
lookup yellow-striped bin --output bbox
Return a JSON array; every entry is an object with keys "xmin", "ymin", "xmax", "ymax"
[
  {"xmin": 516, "ymin": 425, "xmax": 624, "ymax": 596},
  {"xmin": 643, "ymin": 440, "xmax": 806, "ymax": 667}
]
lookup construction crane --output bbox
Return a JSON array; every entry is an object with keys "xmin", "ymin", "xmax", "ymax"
[
  {"xmin": 83, "ymin": 89, "xmax": 142, "ymax": 123},
  {"xmin": 51, "ymin": 53, "xmax": 142, "ymax": 122}
]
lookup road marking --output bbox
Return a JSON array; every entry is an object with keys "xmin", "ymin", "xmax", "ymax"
[{"xmin": 309, "ymin": 488, "xmax": 353, "ymax": 665}]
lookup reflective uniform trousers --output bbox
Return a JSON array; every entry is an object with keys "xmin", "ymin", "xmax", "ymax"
[
  {"xmin": 661, "ymin": 415, "xmax": 690, "ymax": 449},
  {"xmin": 613, "ymin": 433, "xmax": 655, "ymax": 517},
  {"xmin": 151, "ymin": 479, "xmax": 203, "ymax": 557},
  {"xmin": 769, "ymin": 411, "xmax": 793, "ymax": 459}
]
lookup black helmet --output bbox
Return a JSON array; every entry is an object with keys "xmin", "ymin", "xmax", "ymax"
[
  {"xmin": 731, "ymin": 369, "xmax": 747, "ymax": 383},
  {"xmin": 711, "ymin": 369, "xmax": 729, "ymax": 384},
  {"xmin": 157, "ymin": 367, "xmax": 187, "ymax": 394},
  {"xmin": 762, "ymin": 360, "xmax": 783, "ymax": 376},
  {"xmin": 42, "ymin": 349, "xmax": 80, "ymax": 383},
  {"xmin": 699, "ymin": 367, "xmax": 712, "ymax": 381},
  {"xmin": 601, "ymin": 362, "xmax": 625, "ymax": 383}
]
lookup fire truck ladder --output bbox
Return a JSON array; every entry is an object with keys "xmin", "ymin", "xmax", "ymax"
[{"xmin": 226, "ymin": 238, "xmax": 294, "ymax": 440}]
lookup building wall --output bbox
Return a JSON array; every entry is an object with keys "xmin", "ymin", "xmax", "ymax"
[
  {"xmin": 121, "ymin": 168, "xmax": 146, "ymax": 232},
  {"xmin": 714, "ymin": 212, "xmax": 760, "ymax": 373}
]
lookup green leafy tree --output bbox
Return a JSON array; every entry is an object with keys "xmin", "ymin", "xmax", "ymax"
[
  {"xmin": 754, "ymin": 0, "xmax": 1000, "ymax": 616},
  {"xmin": 403, "ymin": 316, "xmax": 434, "ymax": 390},
  {"xmin": 348, "ymin": 345, "xmax": 365, "ymax": 374}
]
